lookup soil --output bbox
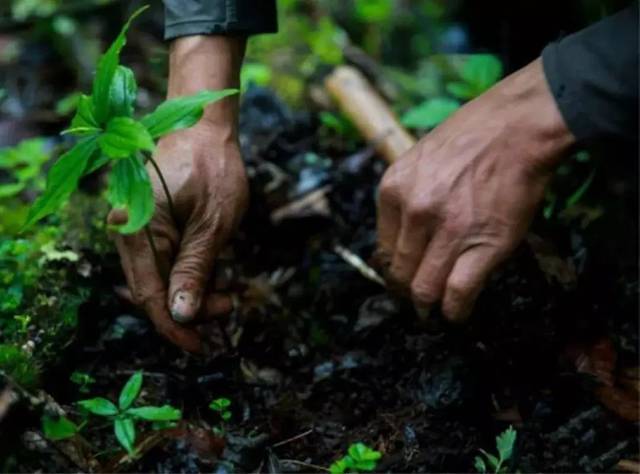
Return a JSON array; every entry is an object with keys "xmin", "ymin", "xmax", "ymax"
[{"xmin": 1, "ymin": 87, "xmax": 638, "ymax": 473}]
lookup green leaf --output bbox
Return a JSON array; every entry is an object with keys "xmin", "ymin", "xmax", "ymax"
[
  {"xmin": 221, "ymin": 410, "xmax": 232, "ymax": 421},
  {"xmin": 329, "ymin": 457, "xmax": 351, "ymax": 474},
  {"xmin": 127, "ymin": 405, "xmax": 182, "ymax": 421},
  {"xmin": 0, "ymin": 182, "xmax": 26, "ymax": 198},
  {"xmin": 69, "ymin": 94, "xmax": 99, "ymax": 132},
  {"xmin": 84, "ymin": 153, "xmax": 111, "ymax": 176},
  {"xmin": 92, "ymin": 6, "xmax": 148, "ymax": 124},
  {"xmin": 348, "ymin": 443, "xmax": 381, "ymax": 462},
  {"xmin": 107, "ymin": 155, "xmax": 154, "ymax": 234},
  {"xmin": 479, "ymin": 449, "xmax": 500, "ymax": 470},
  {"xmin": 109, "ymin": 65, "xmax": 137, "ymax": 118},
  {"xmin": 401, "ymin": 97, "xmax": 460, "ymax": 129},
  {"xmin": 98, "ymin": 117, "xmax": 154, "ymax": 159},
  {"xmin": 209, "ymin": 397, "xmax": 231, "ymax": 412},
  {"xmin": 42, "ymin": 414, "xmax": 79, "ymax": 441},
  {"xmin": 474, "ymin": 456, "xmax": 487, "ymax": 473},
  {"xmin": 114, "ymin": 417, "xmax": 136, "ymax": 454},
  {"xmin": 118, "ymin": 371, "xmax": 143, "ymax": 410},
  {"xmin": 78, "ymin": 397, "xmax": 118, "ymax": 416},
  {"xmin": 446, "ymin": 81, "xmax": 477, "ymax": 100},
  {"xmin": 565, "ymin": 169, "xmax": 596, "ymax": 208},
  {"xmin": 461, "ymin": 54, "xmax": 503, "ymax": 93},
  {"xmin": 496, "ymin": 426, "xmax": 517, "ymax": 464},
  {"xmin": 22, "ymin": 138, "xmax": 98, "ymax": 230},
  {"xmin": 141, "ymin": 89, "xmax": 238, "ymax": 139}
]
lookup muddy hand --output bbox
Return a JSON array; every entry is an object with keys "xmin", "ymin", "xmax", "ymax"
[
  {"xmin": 377, "ymin": 58, "xmax": 575, "ymax": 322},
  {"xmin": 109, "ymin": 36, "xmax": 248, "ymax": 352}
]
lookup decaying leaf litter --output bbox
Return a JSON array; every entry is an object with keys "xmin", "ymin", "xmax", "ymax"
[{"xmin": 0, "ymin": 1, "xmax": 638, "ymax": 473}]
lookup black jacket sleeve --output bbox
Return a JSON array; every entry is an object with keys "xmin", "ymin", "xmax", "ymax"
[
  {"xmin": 163, "ymin": 0, "xmax": 277, "ymax": 40},
  {"xmin": 542, "ymin": 4, "xmax": 638, "ymax": 144}
]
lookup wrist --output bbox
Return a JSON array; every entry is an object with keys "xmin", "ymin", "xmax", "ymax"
[
  {"xmin": 168, "ymin": 35, "xmax": 246, "ymax": 134},
  {"xmin": 491, "ymin": 58, "xmax": 576, "ymax": 171}
]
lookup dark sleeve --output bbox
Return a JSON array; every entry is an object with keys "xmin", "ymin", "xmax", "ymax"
[
  {"xmin": 164, "ymin": 0, "xmax": 277, "ymax": 40},
  {"xmin": 542, "ymin": 4, "xmax": 638, "ymax": 144}
]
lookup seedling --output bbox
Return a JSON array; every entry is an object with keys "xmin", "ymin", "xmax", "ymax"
[
  {"xmin": 13, "ymin": 314, "xmax": 31, "ymax": 334},
  {"xmin": 329, "ymin": 442, "xmax": 381, "ymax": 474},
  {"xmin": 474, "ymin": 426, "xmax": 517, "ymax": 473},
  {"xmin": 42, "ymin": 414, "xmax": 80, "ymax": 441},
  {"xmin": 78, "ymin": 371, "xmax": 181, "ymax": 455},
  {"xmin": 22, "ymin": 6, "xmax": 237, "ymax": 267},
  {"xmin": 70, "ymin": 371, "xmax": 96, "ymax": 394},
  {"xmin": 209, "ymin": 397, "xmax": 232, "ymax": 435}
]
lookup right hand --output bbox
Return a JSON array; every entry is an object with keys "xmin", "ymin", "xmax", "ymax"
[{"xmin": 377, "ymin": 58, "xmax": 575, "ymax": 322}]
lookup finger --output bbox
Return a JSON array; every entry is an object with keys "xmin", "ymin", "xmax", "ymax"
[
  {"xmin": 107, "ymin": 208, "xmax": 129, "ymax": 226},
  {"xmin": 168, "ymin": 218, "xmax": 222, "ymax": 323},
  {"xmin": 143, "ymin": 297, "xmax": 203, "ymax": 352},
  {"xmin": 389, "ymin": 210, "xmax": 432, "ymax": 288},
  {"xmin": 410, "ymin": 228, "xmax": 460, "ymax": 319},
  {"xmin": 195, "ymin": 293, "xmax": 235, "ymax": 322},
  {"xmin": 442, "ymin": 246, "xmax": 507, "ymax": 323},
  {"xmin": 114, "ymin": 285, "xmax": 134, "ymax": 304},
  {"xmin": 376, "ymin": 173, "xmax": 402, "ymax": 263}
]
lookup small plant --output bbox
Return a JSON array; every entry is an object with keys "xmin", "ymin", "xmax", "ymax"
[
  {"xmin": 13, "ymin": 314, "xmax": 31, "ymax": 334},
  {"xmin": 474, "ymin": 426, "xmax": 517, "ymax": 474},
  {"xmin": 209, "ymin": 397, "xmax": 232, "ymax": 435},
  {"xmin": 78, "ymin": 371, "xmax": 181, "ymax": 455},
  {"xmin": 42, "ymin": 414, "xmax": 80, "ymax": 441},
  {"xmin": 22, "ymin": 6, "xmax": 237, "ymax": 264},
  {"xmin": 446, "ymin": 54, "xmax": 503, "ymax": 100},
  {"xmin": 329, "ymin": 442, "xmax": 382, "ymax": 474},
  {"xmin": 70, "ymin": 371, "xmax": 95, "ymax": 394}
]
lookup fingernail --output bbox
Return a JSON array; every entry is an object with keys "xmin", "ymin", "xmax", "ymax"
[{"xmin": 171, "ymin": 291, "xmax": 199, "ymax": 323}]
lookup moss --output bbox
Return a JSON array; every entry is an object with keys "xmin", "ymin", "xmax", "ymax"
[
  {"xmin": 0, "ymin": 191, "xmax": 112, "ymax": 389},
  {"xmin": 0, "ymin": 344, "xmax": 39, "ymax": 389}
]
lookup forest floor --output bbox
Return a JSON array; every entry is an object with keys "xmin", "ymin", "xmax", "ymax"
[{"xmin": 2, "ymin": 87, "xmax": 638, "ymax": 473}]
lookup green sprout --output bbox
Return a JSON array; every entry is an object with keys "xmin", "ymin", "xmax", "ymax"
[
  {"xmin": 22, "ymin": 6, "xmax": 237, "ymax": 261},
  {"xmin": 70, "ymin": 371, "xmax": 96, "ymax": 394},
  {"xmin": 42, "ymin": 414, "xmax": 80, "ymax": 441},
  {"xmin": 13, "ymin": 314, "xmax": 31, "ymax": 334},
  {"xmin": 78, "ymin": 371, "xmax": 181, "ymax": 455},
  {"xmin": 329, "ymin": 442, "xmax": 382, "ymax": 474},
  {"xmin": 474, "ymin": 426, "xmax": 517, "ymax": 473},
  {"xmin": 209, "ymin": 397, "xmax": 232, "ymax": 435}
]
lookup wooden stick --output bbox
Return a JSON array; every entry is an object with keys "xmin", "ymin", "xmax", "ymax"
[{"xmin": 325, "ymin": 65, "xmax": 416, "ymax": 163}]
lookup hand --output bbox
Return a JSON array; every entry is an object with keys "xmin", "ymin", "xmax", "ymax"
[
  {"xmin": 377, "ymin": 58, "xmax": 575, "ymax": 322},
  {"xmin": 110, "ymin": 36, "xmax": 247, "ymax": 352},
  {"xmin": 110, "ymin": 125, "xmax": 248, "ymax": 352}
]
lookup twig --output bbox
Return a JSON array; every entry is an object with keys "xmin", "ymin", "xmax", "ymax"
[
  {"xmin": 280, "ymin": 459, "xmax": 330, "ymax": 472},
  {"xmin": 271, "ymin": 428, "xmax": 314, "ymax": 448},
  {"xmin": 334, "ymin": 244, "xmax": 386, "ymax": 287}
]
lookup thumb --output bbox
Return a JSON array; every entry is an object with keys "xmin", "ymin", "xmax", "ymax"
[{"xmin": 168, "ymin": 231, "xmax": 217, "ymax": 323}]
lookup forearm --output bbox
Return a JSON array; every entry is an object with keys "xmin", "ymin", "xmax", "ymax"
[{"xmin": 168, "ymin": 36, "xmax": 246, "ymax": 141}]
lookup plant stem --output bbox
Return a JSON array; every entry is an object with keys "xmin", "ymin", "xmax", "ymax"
[
  {"xmin": 144, "ymin": 153, "xmax": 177, "ymax": 225},
  {"xmin": 144, "ymin": 226, "xmax": 161, "ymax": 270}
]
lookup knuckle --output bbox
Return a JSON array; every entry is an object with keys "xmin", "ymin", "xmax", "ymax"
[
  {"xmin": 405, "ymin": 197, "xmax": 438, "ymax": 224},
  {"xmin": 447, "ymin": 275, "xmax": 474, "ymax": 300},
  {"xmin": 411, "ymin": 281, "xmax": 438, "ymax": 305},
  {"xmin": 379, "ymin": 172, "xmax": 400, "ymax": 202}
]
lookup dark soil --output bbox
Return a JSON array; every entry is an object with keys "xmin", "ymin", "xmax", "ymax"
[{"xmin": 3, "ymin": 87, "xmax": 638, "ymax": 473}]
